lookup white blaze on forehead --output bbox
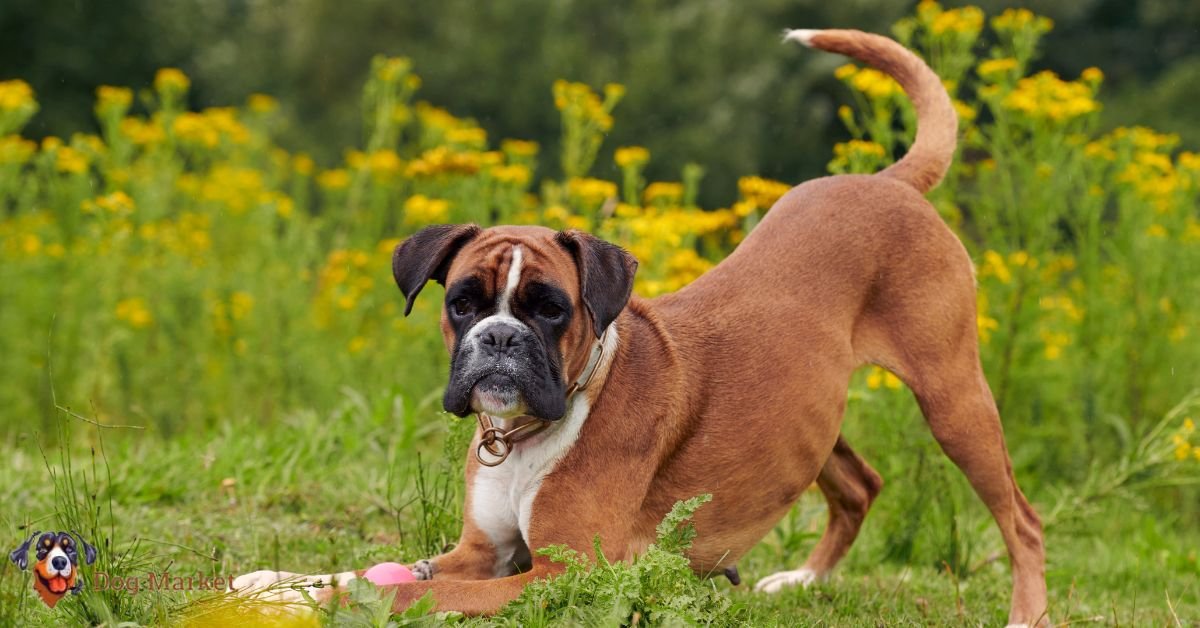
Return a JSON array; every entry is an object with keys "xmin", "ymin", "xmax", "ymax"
[
  {"xmin": 462, "ymin": 244, "xmax": 528, "ymax": 345},
  {"xmin": 498, "ymin": 245, "xmax": 523, "ymax": 315}
]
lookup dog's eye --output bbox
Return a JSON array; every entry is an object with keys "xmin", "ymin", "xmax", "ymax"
[
  {"xmin": 450, "ymin": 298, "xmax": 474, "ymax": 318},
  {"xmin": 537, "ymin": 303, "xmax": 565, "ymax": 321}
]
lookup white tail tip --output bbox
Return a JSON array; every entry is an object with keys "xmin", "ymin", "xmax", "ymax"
[{"xmin": 783, "ymin": 29, "xmax": 820, "ymax": 47}]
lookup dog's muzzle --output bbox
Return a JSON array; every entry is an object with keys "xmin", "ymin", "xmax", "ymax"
[{"xmin": 444, "ymin": 317, "xmax": 566, "ymax": 420}]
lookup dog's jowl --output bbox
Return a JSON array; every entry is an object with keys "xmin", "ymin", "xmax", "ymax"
[{"xmin": 234, "ymin": 28, "xmax": 1047, "ymax": 627}]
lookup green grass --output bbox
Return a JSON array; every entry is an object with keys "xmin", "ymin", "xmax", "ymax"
[{"xmin": 3, "ymin": 384, "xmax": 1196, "ymax": 626}]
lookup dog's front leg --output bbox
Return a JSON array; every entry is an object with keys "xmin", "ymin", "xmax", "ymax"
[
  {"xmin": 378, "ymin": 441, "xmax": 656, "ymax": 615},
  {"xmin": 406, "ymin": 516, "xmax": 501, "ymax": 581},
  {"xmin": 365, "ymin": 560, "xmax": 562, "ymax": 616}
]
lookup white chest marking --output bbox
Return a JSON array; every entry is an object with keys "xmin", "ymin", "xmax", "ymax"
[{"xmin": 468, "ymin": 324, "xmax": 619, "ymax": 576}]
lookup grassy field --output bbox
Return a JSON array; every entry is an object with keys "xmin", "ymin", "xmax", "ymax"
[{"xmin": 2, "ymin": 3, "xmax": 1199, "ymax": 625}]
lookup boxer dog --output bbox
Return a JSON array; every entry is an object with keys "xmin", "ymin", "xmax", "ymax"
[
  {"xmin": 234, "ymin": 28, "xmax": 1047, "ymax": 626},
  {"xmin": 10, "ymin": 530, "xmax": 98, "ymax": 608}
]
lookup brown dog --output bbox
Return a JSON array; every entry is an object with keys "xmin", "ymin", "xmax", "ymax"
[{"xmin": 234, "ymin": 28, "xmax": 1047, "ymax": 626}]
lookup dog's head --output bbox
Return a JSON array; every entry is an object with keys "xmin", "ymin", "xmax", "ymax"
[
  {"xmin": 10, "ymin": 530, "xmax": 97, "ymax": 607},
  {"xmin": 393, "ymin": 224, "xmax": 637, "ymax": 421}
]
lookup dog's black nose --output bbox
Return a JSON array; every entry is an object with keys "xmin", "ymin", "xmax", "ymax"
[
  {"xmin": 480, "ymin": 325, "xmax": 521, "ymax": 354},
  {"xmin": 51, "ymin": 556, "xmax": 68, "ymax": 570}
]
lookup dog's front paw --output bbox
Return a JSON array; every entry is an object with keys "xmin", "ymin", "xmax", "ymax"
[
  {"xmin": 410, "ymin": 559, "xmax": 434, "ymax": 581},
  {"xmin": 753, "ymin": 567, "xmax": 822, "ymax": 593}
]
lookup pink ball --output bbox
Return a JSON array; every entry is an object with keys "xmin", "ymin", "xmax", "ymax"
[{"xmin": 363, "ymin": 562, "xmax": 416, "ymax": 586}]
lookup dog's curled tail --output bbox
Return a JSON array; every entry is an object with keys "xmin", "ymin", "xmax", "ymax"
[{"xmin": 786, "ymin": 28, "xmax": 956, "ymax": 194}]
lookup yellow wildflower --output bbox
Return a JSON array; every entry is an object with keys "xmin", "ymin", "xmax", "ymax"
[
  {"xmin": 317, "ymin": 169, "xmax": 351, "ymax": 190},
  {"xmin": 978, "ymin": 57, "xmax": 1018, "ymax": 80},
  {"xmin": 615, "ymin": 146, "xmax": 650, "ymax": 168},
  {"xmin": 367, "ymin": 149, "xmax": 404, "ymax": 179},
  {"xmin": 953, "ymin": 99, "xmax": 976, "ymax": 122},
  {"xmin": 543, "ymin": 205, "xmax": 570, "ymax": 223},
  {"xmin": 830, "ymin": 140, "xmax": 888, "ymax": 174},
  {"xmin": 20, "ymin": 234, "xmax": 40, "ymax": 256},
  {"xmin": 55, "ymin": 147, "xmax": 88, "ymax": 174},
  {"xmin": 841, "ymin": 67, "xmax": 900, "ymax": 100},
  {"xmin": 446, "ymin": 127, "xmax": 488, "ymax": 148},
  {"xmin": 115, "ymin": 297, "xmax": 154, "ymax": 329},
  {"xmin": 977, "ymin": 313, "xmax": 999, "ymax": 343},
  {"xmin": 1080, "ymin": 67, "xmax": 1104, "ymax": 88},
  {"xmin": 0, "ymin": 135, "xmax": 37, "ymax": 165},
  {"xmin": 978, "ymin": 250, "xmax": 1012, "ymax": 284},
  {"xmin": 119, "ymin": 117, "xmax": 165, "ymax": 145},
  {"xmin": 501, "ymin": 139, "xmax": 539, "ymax": 158},
  {"xmin": 643, "ymin": 182, "xmax": 684, "ymax": 205},
  {"xmin": 0, "ymin": 79, "xmax": 36, "ymax": 113},
  {"xmin": 1003, "ymin": 71, "xmax": 1099, "ymax": 123},
  {"xmin": 292, "ymin": 153, "xmax": 315, "ymax": 176},
  {"xmin": 82, "ymin": 191, "xmax": 135, "ymax": 215},
  {"xmin": 230, "ymin": 292, "xmax": 254, "ymax": 320},
  {"xmin": 405, "ymin": 146, "xmax": 482, "ymax": 177},
  {"xmin": 95, "ymin": 85, "xmax": 133, "ymax": 116},
  {"xmin": 247, "ymin": 93, "xmax": 278, "ymax": 113},
  {"xmin": 1174, "ymin": 432, "xmax": 1192, "ymax": 461},
  {"xmin": 738, "ymin": 176, "xmax": 791, "ymax": 209},
  {"xmin": 1084, "ymin": 141, "xmax": 1116, "ymax": 161},
  {"xmin": 490, "ymin": 164, "xmax": 532, "ymax": 186},
  {"xmin": 172, "ymin": 112, "xmax": 219, "ymax": 147},
  {"xmin": 991, "ymin": 8, "xmax": 1053, "ymax": 34},
  {"xmin": 376, "ymin": 56, "xmax": 412, "ymax": 83},
  {"xmin": 866, "ymin": 366, "xmax": 903, "ymax": 390},
  {"xmin": 154, "ymin": 68, "xmax": 190, "ymax": 94},
  {"xmin": 403, "ymin": 194, "xmax": 451, "ymax": 225},
  {"xmin": 930, "ymin": 6, "xmax": 983, "ymax": 35},
  {"xmin": 1039, "ymin": 330, "xmax": 1070, "ymax": 360},
  {"xmin": 566, "ymin": 177, "xmax": 617, "ymax": 207}
]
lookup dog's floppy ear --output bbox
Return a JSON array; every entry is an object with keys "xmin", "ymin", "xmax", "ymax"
[
  {"xmin": 9, "ymin": 531, "xmax": 39, "ymax": 570},
  {"xmin": 69, "ymin": 531, "xmax": 97, "ymax": 565},
  {"xmin": 555, "ymin": 230, "xmax": 638, "ymax": 338},
  {"xmin": 392, "ymin": 224, "xmax": 481, "ymax": 315}
]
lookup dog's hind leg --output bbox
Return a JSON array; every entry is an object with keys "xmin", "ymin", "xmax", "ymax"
[
  {"xmin": 755, "ymin": 435, "xmax": 882, "ymax": 592},
  {"xmin": 903, "ymin": 359, "xmax": 1047, "ymax": 626},
  {"xmin": 864, "ymin": 250, "xmax": 1048, "ymax": 626}
]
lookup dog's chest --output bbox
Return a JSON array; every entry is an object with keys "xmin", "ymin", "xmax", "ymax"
[{"xmin": 469, "ymin": 397, "xmax": 590, "ymax": 575}]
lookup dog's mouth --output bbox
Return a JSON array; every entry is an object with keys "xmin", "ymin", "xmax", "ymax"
[
  {"xmin": 470, "ymin": 373, "xmax": 526, "ymax": 418},
  {"xmin": 36, "ymin": 572, "xmax": 69, "ymax": 595}
]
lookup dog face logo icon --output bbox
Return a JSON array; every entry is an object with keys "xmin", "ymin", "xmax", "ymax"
[{"xmin": 9, "ymin": 531, "xmax": 97, "ymax": 608}]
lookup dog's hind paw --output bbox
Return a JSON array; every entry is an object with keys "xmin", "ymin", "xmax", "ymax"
[
  {"xmin": 230, "ymin": 569, "xmax": 300, "ymax": 594},
  {"xmin": 230, "ymin": 569, "xmax": 358, "ymax": 606},
  {"xmin": 753, "ymin": 567, "xmax": 822, "ymax": 593}
]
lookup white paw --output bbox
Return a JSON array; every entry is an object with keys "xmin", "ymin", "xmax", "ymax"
[
  {"xmin": 231, "ymin": 569, "xmax": 357, "ymax": 605},
  {"xmin": 754, "ymin": 567, "xmax": 822, "ymax": 593},
  {"xmin": 411, "ymin": 559, "xmax": 434, "ymax": 581}
]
